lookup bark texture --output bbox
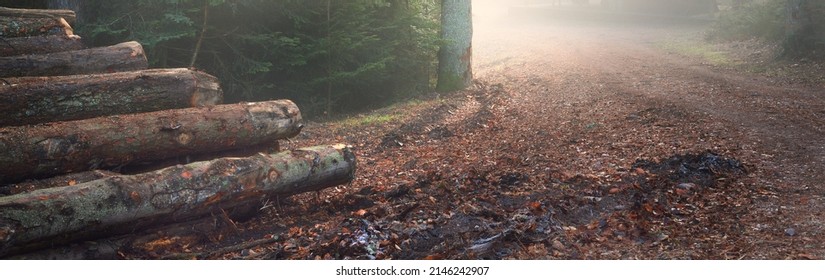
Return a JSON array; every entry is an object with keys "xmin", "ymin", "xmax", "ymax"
[
  {"xmin": 0, "ymin": 34, "xmax": 84, "ymax": 57},
  {"xmin": 0, "ymin": 41, "xmax": 148, "ymax": 78},
  {"xmin": 0, "ymin": 144, "xmax": 356, "ymax": 257},
  {"xmin": 436, "ymin": 0, "xmax": 473, "ymax": 92},
  {"xmin": 0, "ymin": 68, "xmax": 224, "ymax": 126},
  {"xmin": 0, "ymin": 170, "xmax": 118, "ymax": 196},
  {"xmin": 0, "ymin": 16, "xmax": 73, "ymax": 38},
  {"xmin": 0, "ymin": 100, "xmax": 303, "ymax": 184},
  {"xmin": 0, "ymin": 7, "xmax": 76, "ymax": 23}
]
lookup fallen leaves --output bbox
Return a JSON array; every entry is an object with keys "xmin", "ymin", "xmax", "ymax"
[{"xmin": 105, "ymin": 23, "xmax": 825, "ymax": 261}]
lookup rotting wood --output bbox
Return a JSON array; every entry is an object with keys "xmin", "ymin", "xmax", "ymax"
[
  {"xmin": 0, "ymin": 100, "xmax": 302, "ymax": 184},
  {"xmin": 0, "ymin": 34, "xmax": 83, "ymax": 57},
  {"xmin": 0, "ymin": 68, "xmax": 224, "ymax": 126},
  {"xmin": 0, "ymin": 41, "xmax": 148, "ymax": 78},
  {"xmin": 0, "ymin": 144, "xmax": 356, "ymax": 257}
]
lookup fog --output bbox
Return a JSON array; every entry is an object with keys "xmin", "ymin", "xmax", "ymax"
[{"xmin": 471, "ymin": 0, "xmax": 719, "ymax": 26}]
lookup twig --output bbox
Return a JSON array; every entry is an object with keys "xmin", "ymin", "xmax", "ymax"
[
  {"xmin": 163, "ymin": 236, "xmax": 281, "ymax": 259},
  {"xmin": 219, "ymin": 208, "xmax": 240, "ymax": 234}
]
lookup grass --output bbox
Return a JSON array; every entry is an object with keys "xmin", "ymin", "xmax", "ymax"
[
  {"xmin": 333, "ymin": 97, "xmax": 433, "ymax": 128},
  {"xmin": 656, "ymin": 40, "xmax": 734, "ymax": 66},
  {"xmin": 338, "ymin": 113, "xmax": 400, "ymax": 128}
]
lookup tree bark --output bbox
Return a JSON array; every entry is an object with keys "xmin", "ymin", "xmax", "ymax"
[
  {"xmin": 0, "ymin": 68, "xmax": 224, "ymax": 127},
  {"xmin": 436, "ymin": 0, "xmax": 473, "ymax": 92},
  {"xmin": 0, "ymin": 170, "xmax": 118, "ymax": 197},
  {"xmin": 784, "ymin": 0, "xmax": 824, "ymax": 57},
  {"xmin": 0, "ymin": 41, "xmax": 148, "ymax": 78},
  {"xmin": 9, "ymin": 216, "xmax": 228, "ymax": 259},
  {"xmin": 0, "ymin": 16, "xmax": 73, "ymax": 38},
  {"xmin": 0, "ymin": 100, "xmax": 303, "ymax": 184},
  {"xmin": 0, "ymin": 144, "xmax": 356, "ymax": 257},
  {"xmin": 0, "ymin": 7, "xmax": 77, "ymax": 23},
  {"xmin": 0, "ymin": 7, "xmax": 75, "ymax": 38},
  {"xmin": 0, "ymin": 34, "xmax": 84, "ymax": 57}
]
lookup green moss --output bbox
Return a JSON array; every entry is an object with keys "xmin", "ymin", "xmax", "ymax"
[
  {"xmin": 436, "ymin": 73, "xmax": 466, "ymax": 93},
  {"xmin": 338, "ymin": 113, "xmax": 399, "ymax": 128}
]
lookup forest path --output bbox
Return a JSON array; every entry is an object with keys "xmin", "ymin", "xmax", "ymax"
[{"xmin": 471, "ymin": 18, "xmax": 825, "ymax": 259}]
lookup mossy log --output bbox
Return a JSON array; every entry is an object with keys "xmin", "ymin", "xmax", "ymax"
[
  {"xmin": 0, "ymin": 41, "xmax": 148, "ymax": 78},
  {"xmin": 0, "ymin": 144, "xmax": 356, "ymax": 257},
  {"xmin": 0, "ymin": 100, "xmax": 303, "ymax": 184},
  {"xmin": 0, "ymin": 34, "xmax": 84, "ymax": 57},
  {"xmin": 0, "ymin": 68, "xmax": 224, "ymax": 126}
]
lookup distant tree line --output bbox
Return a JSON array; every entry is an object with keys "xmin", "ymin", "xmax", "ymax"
[
  {"xmin": 2, "ymin": 0, "xmax": 444, "ymax": 117},
  {"xmin": 710, "ymin": 0, "xmax": 824, "ymax": 59}
]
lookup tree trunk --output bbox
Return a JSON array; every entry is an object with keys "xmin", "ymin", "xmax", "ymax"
[
  {"xmin": 0, "ymin": 68, "xmax": 224, "ymax": 127},
  {"xmin": 0, "ymin": 34, "xmax": 84, "ymax": 57},
  {"xmin": 0, "ymin": 144, "xmax": 356, "ymax": 257},
  {"xmin": 0, "ymin": 41, "xmax": 148, "ymax": 78},
  {"xmin": 436, "ymin": 0, "xmax": 473, "ymax": 92},
  {"xmin": 0, "ymin": 16, "xmax": 73, "ymax": 38},
  {"xmin": 0, "ymin": 100, "xmax": 303, "ymax": 184},
  {"xmin": 784, "ymin": 0, "xmax": 824, "ymax": 57},
  {"xmin": 10, "ymin": 215, "xmax": 230, "ymax": 259}
]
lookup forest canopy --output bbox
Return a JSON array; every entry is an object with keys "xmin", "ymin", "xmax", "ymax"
[{"xmin": 2, "ymin": 0, "xmax": 443, "ymax": 117}]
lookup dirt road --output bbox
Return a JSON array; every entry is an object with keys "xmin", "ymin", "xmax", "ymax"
[{"xmin": 468, "ymin": 16, "xmax": 825, "ymax": 258}]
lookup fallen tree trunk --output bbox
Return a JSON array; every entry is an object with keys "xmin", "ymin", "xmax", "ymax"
[
  {"xmin": 0, "ymin": 7, "xmax": 77, "ymax": 23},
  {"xmin": 0, "ymin": 142, "xmax": 280, "ymax": 197},
  {"xmin": 0, "ymin": 34, "xmax": 84, "ymax": 56},
  {"xmin": 0, "ymin": 68, "xmax": 224, "ymax": 126},
  {"xmin": 0, "ymin": 100, "xmax": 303, "ymax": 184},
  {"xmin": 0, "ymin": 144, "xmax": 356, "ymax": 257},
  {"xmin": 9, "ymin": 216, "xmax": 224, "ymax": 259},
  {"xmin": 0, "ymin": 16, "xmax": 73, "ymax": 38},
  {"xmin": 0, "ymin": 41, "xmax": 148, "ymax": 78}
]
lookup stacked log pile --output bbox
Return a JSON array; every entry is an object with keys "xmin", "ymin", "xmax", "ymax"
[{"xmin": 0, "ymin": 7, "xmax": 355, "ymax": 258}]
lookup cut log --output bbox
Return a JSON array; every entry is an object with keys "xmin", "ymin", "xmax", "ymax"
[
  {"xmin": 0, "ymin": 68, "xmax": 224, "ymax": 126},
  {"xmin": 0, "ymin": 142, "xmax": 280, "ymax": 197},
  {"xmin": 0, "ymin": 16, "xmax": 73, "ymax": 38},
  {"xmin": 0, "ymin": 170, "xmax": 118, "ymax": 197},
  {"xmin": 0, "ymin": 34, "xmax": 84, "ymax": 57},
  {"xmin": 9, "ymin": 217, "xmax": 224, "ymax": 259},
  {"xmin": 0, "ymin": 100, "xmax": 303, "ymax": 184},
  {"xmin": 0, "ymin": 144, "xmax": 356, "ymax": 257},
  {"xmin": 0, "ymin": 7, "xmax": 77, "ymax": 23},
  {"xmin": 0, "ymin": 41, "xmax": 148, "ymax": 78}
]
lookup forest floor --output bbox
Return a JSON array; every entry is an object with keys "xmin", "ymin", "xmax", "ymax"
[{"xmin": 49, "ymin": 13, "xmax": 825, "ymax": 260}]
